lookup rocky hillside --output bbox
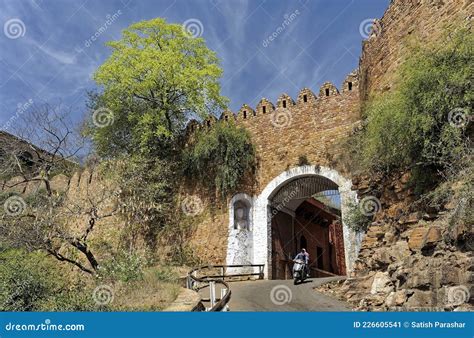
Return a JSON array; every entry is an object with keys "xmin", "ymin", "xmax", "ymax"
[{"xmin": 318, "ymin": 171, "xmax": 473, "ymax": 311}]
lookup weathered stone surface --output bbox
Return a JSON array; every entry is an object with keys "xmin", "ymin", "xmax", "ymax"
[
  {"xmin": 426, "ymin": 226, "xmax": 441, "ymax": 245},
  {"xmin": 50, "ymin": 174, "xmax": 70, "ymax": 193},
  {"xmin": 385, "ymin": 290, "xmax": 408, "ymax": 307},
  {"xmin": 404, "ymin": 290, "xmax": 436, "ymax": 309},
  {"xmin": 408, "ymin": 227, "xmax": 428, "ymax": 251},
  {"xmin": 371, "ymin": 272, "xmax": 394, "ymax": 295},
  {"xmin": 359, "ymin": 0, "xmax": 473, "ymax": 98},
  {"xmin": 315, "ymin": 0, "xmax": 473, "ymax": 311}
]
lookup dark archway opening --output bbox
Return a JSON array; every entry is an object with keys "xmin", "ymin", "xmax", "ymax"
[{"xmin": 269, "ymin": 175, "xmax": 346, "ymax": 280}]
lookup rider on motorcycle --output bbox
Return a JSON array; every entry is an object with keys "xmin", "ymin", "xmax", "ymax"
[{"xmin": 294, "ymin": 248, "xmax": 310, "ymax": 277}]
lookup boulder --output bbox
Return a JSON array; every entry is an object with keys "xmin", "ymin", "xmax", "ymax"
[
  {"xmin": 405, "ymin": 267, "xmax": 434, "ymax": 289},
  {"xmin": 425, "ymin": 226, "xmax": 441, "ymax": 244},
  {"xmin": 399, "ymin": 212, "xmax": 422, "ymax": 225},
  {"xmin": 408, "ymin": 226, "xmax": 441, "ymax": 251},
  {"xmin": 408, "ymin": 227, "xmax": 427, "ymax": 250},
  {"xmin": 385, "ymin": 290, "xmax": 408, "ymax": 307},
  {"xmin": 371, "ymin": 272, "xmax": 394, "ymax": 295},
  {"xmin": 390, "ymin": 241, "xmax": 411, "ymax": 261},
  {"xmin": 404, "ymin": 290, "xmax": 435, "ymax": 309}
]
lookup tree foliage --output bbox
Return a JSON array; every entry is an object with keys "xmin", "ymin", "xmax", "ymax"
[{"xmin": 89, "ymin": 18, "xmax": 227, "ymax": 157}]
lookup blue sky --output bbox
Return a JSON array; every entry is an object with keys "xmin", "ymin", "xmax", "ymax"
[{"xmin": 0, "ymin": 0, "xmax": 389, "ymax": 130}]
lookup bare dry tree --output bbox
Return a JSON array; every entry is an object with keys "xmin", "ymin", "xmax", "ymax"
[{"xmin": 0, "ymin": 104, "xmax": 118, "ymax": 275}]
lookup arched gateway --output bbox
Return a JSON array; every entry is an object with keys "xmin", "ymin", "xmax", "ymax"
[{"xmin": 226, "ymin": 165, "xmax": 363, "ymax": 279}]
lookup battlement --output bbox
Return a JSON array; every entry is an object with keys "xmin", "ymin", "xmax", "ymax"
[{"xmin": 187, "ymin": 69, "xmax": 359, "ymax": 130}]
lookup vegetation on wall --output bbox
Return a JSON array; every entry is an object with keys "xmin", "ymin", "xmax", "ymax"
[
  {"xmin": 343, "ymin": 200, "xmax": 371, "ymax": 232},
  {"xmin": 183, "ymin": 121, "xmax": 256, "ymax": 198},
  {"xmin": 351, "ymin": 27, "xmax": 472, "ymax": 195}
]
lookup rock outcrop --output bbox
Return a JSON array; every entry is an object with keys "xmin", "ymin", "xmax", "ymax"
[{"xmin": 318, "ymin": 171, "xmax": 473, "ymax": 311}]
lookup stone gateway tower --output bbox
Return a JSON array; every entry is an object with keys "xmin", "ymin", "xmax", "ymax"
[
  {"xmin": 190, "ymin": 70, "xmax": 363, "ymax": 279},
  {"xmin": 186, "ymin": 0, "xmax": 474, "ymax": 280}
]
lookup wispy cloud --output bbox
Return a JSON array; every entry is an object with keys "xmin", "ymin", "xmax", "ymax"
[
  {"xmin": 32, "ymin": 40, "xmax": 77, "ymax": 65},
  {"xmin": 0, "ymin": 0, "xmax": 390, "ymax": 123}
]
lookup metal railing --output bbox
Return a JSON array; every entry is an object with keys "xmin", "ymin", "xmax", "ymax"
[{"xmin": 186, "ymin": 264, "xmax": 265, "ymax": 311}]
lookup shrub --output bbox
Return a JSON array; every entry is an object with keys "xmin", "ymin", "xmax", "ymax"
[
  {"xmin": 98, "ymin": 251, "xmax": 145, "ymax": 283},
  {"xmin": 343, "ymin": 200, "xmax": 372, "ymax": 232},
  {"xmin": 183, "ymin": 121, "xmax": 256, "ymax": 198},
  {"xmin": 0, "ymin": 250, "xmax": 51, "ymax": 311},
  {"xmin": 149, "ymin": 265, "xmax": 179, "ymax": 283},
  {"xmin": 100, "ymin": 156, "xmax": 176, "ymax": 246},
  {"xmin": 0, "ymin": 249, "xmax": 95, "ymax": 311},
  {"xmin": 353, "ymin": 26, "xmax": 473, "ymax": 190}
]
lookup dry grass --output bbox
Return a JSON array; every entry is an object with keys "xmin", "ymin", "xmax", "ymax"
[{"xmin": 111, "ymin": 266, "xmax": 181, "ymax": 311}]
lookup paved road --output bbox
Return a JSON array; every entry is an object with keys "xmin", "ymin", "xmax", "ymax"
[{"xmin": 227, "ymin": 277, "xmax": 350, "ymax": 311}]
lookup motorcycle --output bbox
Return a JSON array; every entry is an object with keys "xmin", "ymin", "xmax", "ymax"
[{"xmin": 293, "ymin": 259, "xmax": 307, "ymax": 285}]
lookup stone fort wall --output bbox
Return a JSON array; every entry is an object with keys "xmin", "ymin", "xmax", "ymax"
[
  {"xmin": 187, "ymin": 0, "xmax": 473, "ymax": 268},
  {"xmin": 192, "ymin": 69, "xmax": 361, "ymax": 196},
  {"xmin": 186, "ymin": 71, "xmax": 363, "ymax": 270},
  {"xmin": 359, "ymin": 0, "xmax": 473, "ymax": 99}
]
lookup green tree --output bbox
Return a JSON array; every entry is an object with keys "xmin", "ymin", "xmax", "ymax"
[{"xmin": 90, "ymin": 18, "xmax": 228, "ymax": 157}]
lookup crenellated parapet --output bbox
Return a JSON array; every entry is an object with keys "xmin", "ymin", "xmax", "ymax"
[
  {"xmin": 219, "ymin": 109, "xmax": 235, "ymax": 122},
  {"xmin": 276, "ymin": 93, "xmax": 295, "ymax": 109},
  {"xmin": 188, "ymin": 69, "xmax": 360, "ymax": 130},
  {"xmin": 319, "ymin": 82, "xmax": 339, "ymax": 98},
  {"xmin": 342, "ymin": 70, "xmax": 358, "ymax": 93},
  {"xmin": 297, "ymin": 87, "xmax": 317, "ymax": 105},
  {"xmin": 237, "ymin": 104, "xmax": 255, "ymax": 121},
  {"xmin": 256, "ymin": 98, "xmax": 275, "ymax": 116}
]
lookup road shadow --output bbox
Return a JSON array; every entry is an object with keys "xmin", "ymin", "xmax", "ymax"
[{"xmin": 295, "ymin": 279, "xmax": 314, "ymax": 285}]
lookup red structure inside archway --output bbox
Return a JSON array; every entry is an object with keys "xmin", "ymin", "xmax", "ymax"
[{"xmin": 271, "ymin": 198, "xmax": 346, "ymax": 280}]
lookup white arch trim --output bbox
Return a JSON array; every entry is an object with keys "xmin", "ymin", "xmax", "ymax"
[{"xmin": 251, "ymin": 165, "xmax": 362, "ymax": 278}]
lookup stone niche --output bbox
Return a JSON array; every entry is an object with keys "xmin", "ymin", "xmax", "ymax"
[
  {"xmin": 226, "ymin": 193, "xmax": 254, "ymax": 268},
  {"xmin": 233, "ymin": 200, "xmax": 250, "ymax": 230}
]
